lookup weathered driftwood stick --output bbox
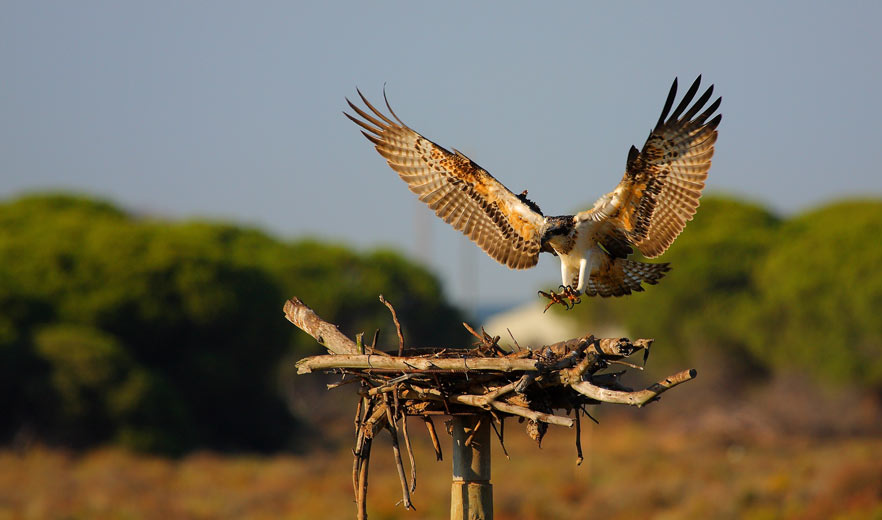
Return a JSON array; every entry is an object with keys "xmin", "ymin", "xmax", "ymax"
[
  {"xmin": 390, "ymin": 386, "xmax": 573, "ymax": 427},
  {"xmin": 608, "ymin": 359, "xmax": 645, "ymax": 371},
  {"xmin": 397, "ymin": 386, "xmax": 445, "ymax": 401},
  {"xmin": 353, "ymin": 429, "xmax": 364, "ymax": 496},
  {"xmin": 574, "ymin": 410, "xmax": 584, "ymax": 466},
  {"xmin": 353, "ymin": 396, "xmax": 373, "ymax": 520},
  {"xmin": 542, "ymin": 335, "xmax": 653, "ymax": 359},
  {"xmin": 352, "ymin": 397, "xmax": 368, "ymax": 495},
  {"xmin": 354, "ymin": 396, "xmax": 364, "ymax": 435},
  {"xmin": 393, "ymin": 387, "xmax": 574, "ymax": 427},
  {"xmin": 379, "ymin": 295, "xmax": 406, "ymax": 357},
  {"xmin": 296, "ymin": 354, "xmax": 540, "ymax": 374},
  {"xmin": 479, "ymin": 379, "xmax": 522, "ymax": 402},
  {"xmin": 570, "ymin": 368, "xmax": 697, "ymax": 406},
  {"xmin": 558, "ymin": 351, "xmax": 598, "ymax": 384},
  {"xmin": 283, "ymin": 298, "xmax": 362, "ymax": 355},
  {"xmin": 356, "ymin": 437, "xmax": 371, "ymax": 520},
  {"xmin": 514, "ymin": 373, "xmax": 536, "ymax": 394},
  {"xmin": 490, "ymin": 414, "xmax": 509, "ymax": 459},
  {"xmin": 480, "ymin": 399, "xmax": 574, "ymax": 428},
  {"xmin": 401, "ymin": 414, "xmax": 417, "ymax": 494},
  {"xmin": 423, "ymin": 416, "xmax": 443, "ymax": 461},
  {"xmin": 383, "ymin": 398, "xmax": 414, "ymax": 510},
  {"xmin": 462, "ymin": 322, "xmax": 506, "ymax": 356},
  {"xmin": 464, "ymin": 416, "xmax": 483, "ymax": 447},
  {"xmin": 362, "ymin": 404, "xmax": 389, "ymax": 439}
]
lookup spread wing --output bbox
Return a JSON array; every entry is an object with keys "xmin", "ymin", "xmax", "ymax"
[
  {"xmin": 578, "ymin": 76, "xmax": 721, "ymax": 258},
  {"xmin": 345, "ymin": 90, "xmax": 546, "ymax": 269}
]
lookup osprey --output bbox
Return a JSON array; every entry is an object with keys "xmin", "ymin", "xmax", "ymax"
[{"xmin": 345, "ymin": 77, "xmax": 720, "ymax": 310}]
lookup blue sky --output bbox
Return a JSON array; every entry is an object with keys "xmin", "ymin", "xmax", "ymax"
[{"xmin": 2, "ymin": 2, "xmax": 881, "ymax": 308}]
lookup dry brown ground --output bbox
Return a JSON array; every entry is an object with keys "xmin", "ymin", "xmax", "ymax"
[{"xmin": 1, "ymin": 413, "xmax": 881, "ymax": 520}]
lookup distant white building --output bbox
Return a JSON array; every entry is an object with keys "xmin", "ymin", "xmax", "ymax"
[{"xmin": 481, "ymin": 302, "xmax": 626, "ymax": 351}]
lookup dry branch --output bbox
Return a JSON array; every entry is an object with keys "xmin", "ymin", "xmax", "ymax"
[
  {"xmin": 379, "ymin": 295, "xmax": 406, "ymax": 357},
  {"xmin": 574, "ymin": 410, "xmax": 584, "ymax": 466},
  {"xmin": 352, "ymin": 394, "xmax": 373, "ymax": 520},
  {"xmin": 284, "ymin": 298, "xmax": 359, "ymax": 355},
  {"xmin": 284, "ymin": 297, "xmax": 389, "ymax": 356},
  {"xmin": 383, "ymin": 396, "xmax": 414, "ymax": 510},
  {"xmin": 401, "ymin": 413, "xmax": 417, "ymax": 494},
  {"xmin": 570, "ymin": 368, "xmax": 697, "ymax": 406},
  {"xmin": 296, "ymin": 354, "xmax": 541, "ymax": 374},
  {"xmin": 422, "ymin": 415, "xmax": 443, "ymax": 461}
]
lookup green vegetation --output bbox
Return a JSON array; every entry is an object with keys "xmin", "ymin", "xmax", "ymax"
[
  {"xmin": 564, "ymin": 195, "xmax": 882, "ymax": 390},
  {"xmin": 0, "ymin": 193, "xmax": 467, "ymax": 454},
  {"xmin": 752, "ymin": 200, "xmax": 882, "ymax": 387}
]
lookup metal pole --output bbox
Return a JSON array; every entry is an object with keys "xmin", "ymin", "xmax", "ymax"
[{"xmin": 450, "ymin": 415, "xmax": 493, "ymax": 520}]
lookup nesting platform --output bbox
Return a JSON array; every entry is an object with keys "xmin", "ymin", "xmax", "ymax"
[{"xmin": 284, "ymin": 296, "xmax": 696, "ymax": 516}]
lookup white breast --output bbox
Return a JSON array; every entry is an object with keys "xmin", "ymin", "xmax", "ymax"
[{"xmin": 558, "ymin": 220, "xmax": 603, "ymax": 292}]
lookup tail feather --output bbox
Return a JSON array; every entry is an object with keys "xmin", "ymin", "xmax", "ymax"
[{"xmin": 583, "ymin": 258, "xmax": 670, "ymax": 297}]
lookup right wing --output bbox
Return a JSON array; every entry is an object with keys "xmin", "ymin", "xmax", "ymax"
[
  {"xmin": 578, "ymin": 76, "xmax": 721, "ymax": 258},
  {"xmin": 345, "ymin": 90, "xmax": 546, "ymax": 270}
]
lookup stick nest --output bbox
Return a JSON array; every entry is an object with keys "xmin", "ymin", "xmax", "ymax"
[{"xmin": 285, "ymin": 296, "xmax": 696, "ymax": 514}]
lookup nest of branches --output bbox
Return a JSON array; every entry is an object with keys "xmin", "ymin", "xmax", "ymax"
[{"xmin": 285, "ymin": 296, "xmax": 696, "ymax": 514}]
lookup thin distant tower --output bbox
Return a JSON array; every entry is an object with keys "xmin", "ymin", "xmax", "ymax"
[
  {"xmin": 460, "ymin": 237, "xmax": 478, "ymax": 317},
  {"xmin": 414, "ymin": 201, "xmax": 433, "ymax": 266}
]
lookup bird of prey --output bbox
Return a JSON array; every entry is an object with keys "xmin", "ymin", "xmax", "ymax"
[{"xmin": 345, "ymin": 77, "xmax": 720, "ymax": 311}]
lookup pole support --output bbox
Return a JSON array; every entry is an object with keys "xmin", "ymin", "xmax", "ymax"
[{"xmin": 450, "ymin": 415, "xmax": 493, "ymax": 520}]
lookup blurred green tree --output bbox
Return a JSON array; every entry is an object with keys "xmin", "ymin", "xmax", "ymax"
[
  {"xmin": 33, "ymin": 324, "xmax": 191, "ymax": 452},
  {"xmin": 751, "ymin": 200, "xmax": 882, "ymax": 388},
  {"xmin": 0, "ymin": 193, "xmax": 467, "ymax": 453}
]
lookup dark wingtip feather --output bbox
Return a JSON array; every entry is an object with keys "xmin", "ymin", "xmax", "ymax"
[
  {"xmin": 668, "ymin": 76, "xmax": 702, "ymax": 122},
  {"xmin": 695, "ymin": 96, "xmax": 722, "ymax": 125},
  {"xmin": 355, "ymin": 88, "xmax": 396, "ymax": 126},
  {"xmin": 360, "ymin": 130, "xmax": 383, "ymax": 146},
  {"xmin": 681, "ymin": 84, "xmax": 714, "ymax": 121},
  {"xmin": 655, "ymin": 77, "xmax": 679, "ymax": 129},
  {"xmin": 382, "ymin": 85, "xmax": 406, "ymax": 126},
  {"xmin": 344, "ymin": 104, "xmax": 385, "ymax": 135},
  {"xmin": 706, "ymin": 113, "xmax": 723, "ymax": 131},
  {"xmin": 626, "ymin": 144, "xmax": 640, "ymax": 167}
]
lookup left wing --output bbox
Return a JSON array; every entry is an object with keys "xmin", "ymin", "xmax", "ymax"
[
  {"xmin": 345, "ymin": 90, "xmax": 546, "ymax": 269},
  {"xmin": 578, "ymin": 76, "xmax": 721, "ymax": 258}
]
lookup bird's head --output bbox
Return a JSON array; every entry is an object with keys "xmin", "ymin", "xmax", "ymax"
[{"xmin": 540, "ymin": 215, "xmax": 575, "ymax": 254}]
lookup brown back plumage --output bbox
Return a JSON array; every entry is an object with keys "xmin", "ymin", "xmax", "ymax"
[{"xmin": 345, "ymin": 90, "xmax": 546, "ymax": 269}]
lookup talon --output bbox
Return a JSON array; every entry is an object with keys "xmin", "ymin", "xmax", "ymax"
[
  {"xmin": 538, "ymin": 290, "xmax": 563, "ymax": 313},
  {"xmin": 564, "ymin": 286, "xmax": 582, "ymax": 309},
  {"xmin": 538, "ymin": 287, "xmax": 573, "ymax": 313},
  {"xmin": 544, "ymin": 285, "xmax": 582, "ymax": 311}
]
